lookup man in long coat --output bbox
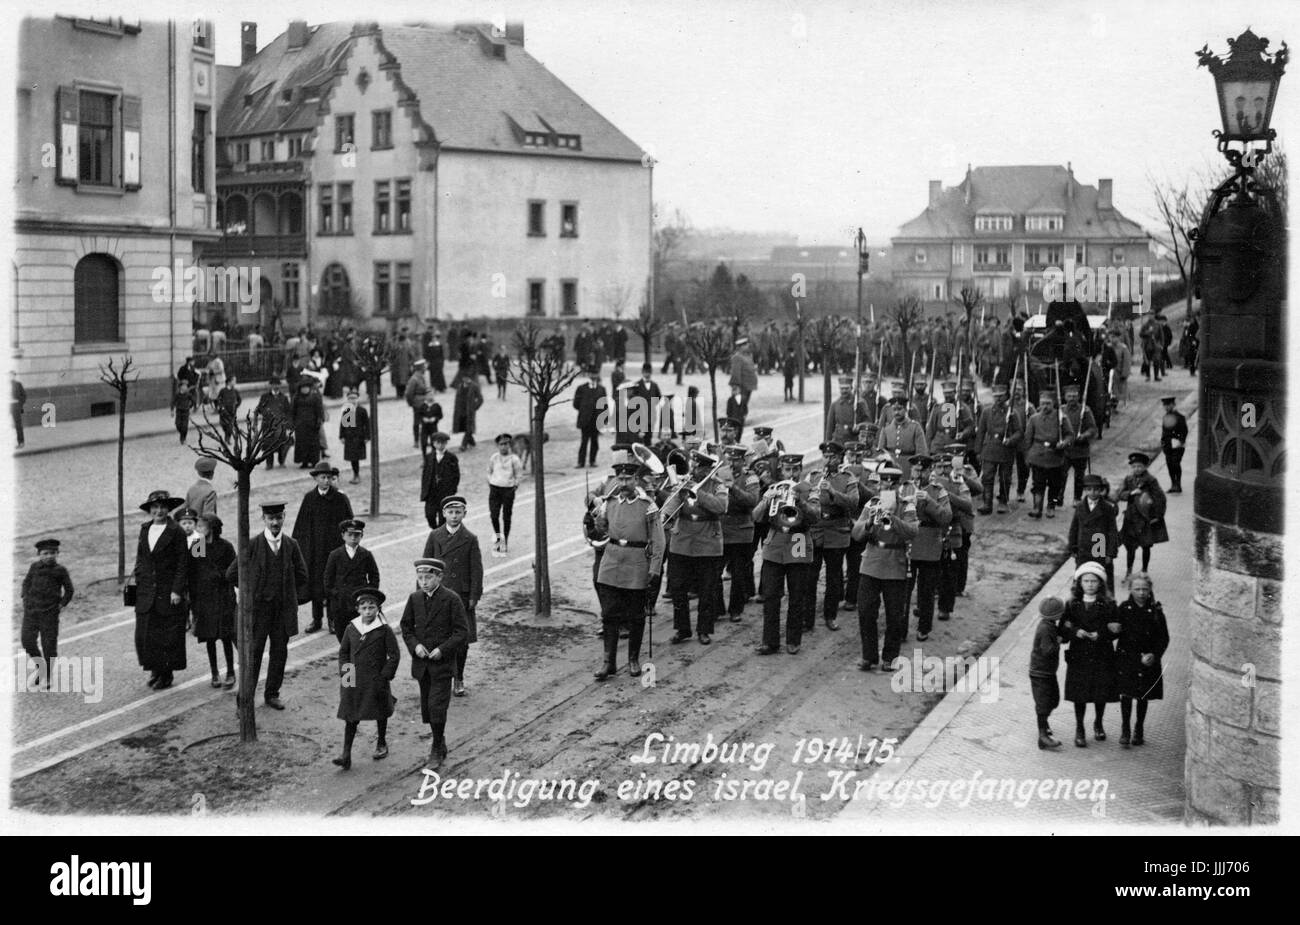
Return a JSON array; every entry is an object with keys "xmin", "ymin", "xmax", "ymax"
[
  {"xmin": 420, "ymin": 433, "xmax": 461, "ymax": 528},
  {"xmin": 573, "ymin": 367, "xmax": 606, "ymax": 468},
  {"xmin": 292, "ymin": 462, "xmax": 354, "ymax": 633},
  {"xmin": 228, "ymin": 501, "xmax": 309, "ymax": 709},
  {"xmin": 728, "ymin": 339, "xmax": 759, "ymax": 419},
  {"xmin": 131, "ymin": 490, "xmax": 190, "ymax": 689},
  {"xmin": 254, "ymin": 377, "xmax": 292, "ymax": 469},
  {"xmin": 400, "ymin": 558, "xmax": 470, "ymax": 770}
]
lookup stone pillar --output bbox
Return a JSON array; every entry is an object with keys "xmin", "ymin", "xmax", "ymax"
[{"xmin": 1186, "ymin": 186, "xmax": 1285, "ymax": 824}]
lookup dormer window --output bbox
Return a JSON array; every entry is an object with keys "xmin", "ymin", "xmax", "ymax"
[
  {"xmin": 523, "ymin": 132, "xmax": 549, "ymax": 147},
  {"xmin": 555, "ymin": 134, "xmax": 581, "ymax": 150},
  {"xmin": 914, "ymin": 248, "xmax": 927, "ymax": 264},
  {"xmin": 975, "ymin": 214, "xmax": 1013, "ymax": 232},
  {"xmin": 1025, "ymin": 214, "xmax": 1064, "ymax": 232}
]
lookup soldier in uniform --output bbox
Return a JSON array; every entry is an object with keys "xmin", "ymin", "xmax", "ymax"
[
  {"xmin": 719, "ymin": 444, "xmax": 761, "ymax": 620},
  {"xmin": 975, "ymin": 383, "xmax": 1021, "ymax": 514},
  {"xmin": 1023, "ymin": 393, "xmax": 1069, "ymax": 519},
  {"xmin": 1010, "ymin": 379, "xmax": 1035, "ymax": 502},
  {"xmin": 935, "ymin": 448, "xmax": 980, "ymax": 620},
  {"xmin": 752, "ymin": 453, "xmax": 820, "ymax": 654},
  {"xmin": 1060, "ymin": 384, "xmax": 1098, "ymax": 505},
  {"xmin": 925, "ymin": 379, "xmax": 976, "ymax": 458},
  {"xmin": 906, "ymin": 456, "xmax": 953, "ymax": 641},
  {"xmin": 666, "ymin": 450, "xmax": 729, "ymax": 645},
  {"xmin": 957, "ymin": 379, "xmax": 982, "ymax": 473},
  {"xmin": 749, "ymin": 424, "xmax": 776, "ymax": 461},
  {"xmin": 808, "ymin": 441, "xmax": 858, "ymax": 633},
  {"xmin": 842, "ymin": 439, "xmax": 872, "ymax": 612},
  {"xmin": 826, "ymin": 377, "xmax": 869, "ymax": 445},
  {"xmin": 400, "ymin": 558, "xmax": 469, "ymax": 770},
  {"xmin": 908, "ymin": 380, "xmax": 931, "ymax": 427},
  {"xmin": 1159, "ymin": 396, "xmax": 1189, "ymax": 493},
  {"xmin": 876, "ymin": 381, "xmax": 909, "ymax": 427},
  {"xmin": 592, "ymin": 462, "xmax": 666, "ymax": 679},
  {"xmin": 851, "ymin": 465, "xmax": 919, "ymax": 670},
  {"xmin": 875, "ymin": 399, "xmax": 928, "ymax": 481}
]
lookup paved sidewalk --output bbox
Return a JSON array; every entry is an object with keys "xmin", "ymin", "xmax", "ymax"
[{"xmin": 841, "ymin": 408, "xmax": 1197, "ymax": 830}]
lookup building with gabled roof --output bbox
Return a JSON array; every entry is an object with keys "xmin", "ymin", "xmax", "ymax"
[
  {"xmin": 197, "ymin": 20, "xmax": 651, "ymax": 333},
  {"xmin": 890, "ymin": 164, "xmax": 1150, "ymax": 313}
]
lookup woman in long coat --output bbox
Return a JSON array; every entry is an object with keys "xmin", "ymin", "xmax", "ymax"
[
  {"xmin": 1116, "ymin": 573, "xmax": 1170, "ymax": 747},
  {"xmin": 131, "ymin": 490, "xmax": 190, "ymax": 689},
  {"xmin": 1060, "ymin": 561, "xmax": 1119, "ymax": 747},
  {"xmin": 190, "ymin": 513, "xmax": 237, "ymax": 688},
  {"xmin": 1118, "ymin": 452, "xmax": 1168, "ymax": 581},
  {"xmin": 334, "ymin": 588, "xmax": 400, "ymax": 769},
  {"xmin": 453, "ymin": 369, "xmax": 484, "ymax": 450},
  {"xmin": 291, "ymin": 380, "xmax": 324, "ymax": 466}
]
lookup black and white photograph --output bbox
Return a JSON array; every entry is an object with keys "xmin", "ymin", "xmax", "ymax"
[{"xmin": 1, "ymin": 0, "xmax": 1296, "ymax": 860}]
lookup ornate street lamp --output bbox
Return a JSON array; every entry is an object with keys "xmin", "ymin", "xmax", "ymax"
[{"xmin": 1197, "ymin": 29, "xmax": 1287, "ymax": 155}]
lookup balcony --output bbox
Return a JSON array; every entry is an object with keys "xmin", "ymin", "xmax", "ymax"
[
  {"xmin": 201, "ymin": 234, "xmax": 307, "ymax": 260},
  {"xmin": 973, "ymin": 262, "xmax": 1011, "ymax": 272}
]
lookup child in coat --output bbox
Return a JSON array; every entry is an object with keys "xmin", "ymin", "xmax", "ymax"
[
  {"xmin": 22, "ymin": 538, "xmax": 75, "ymax": 686},
  {"xmin": 334, "ymin": 588, "xmax": 400, "ymax": 769},
  {"xmin": 1029, "ymin": 596, "xmax": 1065, "ymax": 750},
  {"xmin": 1116, "ymin": 573, "xmax": 1170, "ymax": 747},
  {"xmin": 174, "ymin": 380, "xmax": 195, "ymax": 443},
  {"xmin": 1060, "ymin": 561, "xmax": 1120, "ymax": 747}
]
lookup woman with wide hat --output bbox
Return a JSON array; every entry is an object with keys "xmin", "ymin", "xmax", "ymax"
[
  {"xmin": 129, "ymin": 490, "xmax": 190, "ymax": 689},
  {"xmin": 190, "ymin": 513, "xmax": 238, "ymax": 689},
  {"xmin": 334, "ymin": 588, "xmax": 400, "ymax": 769}
]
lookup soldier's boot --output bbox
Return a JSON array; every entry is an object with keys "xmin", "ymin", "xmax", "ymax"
[
  {"xmin": 593, "ymin": 626, "xmax": 619, "ymax": 680},
  {"xmin": 1028, "ymin": 492, "xmax": 1044, "ymax": 519}
]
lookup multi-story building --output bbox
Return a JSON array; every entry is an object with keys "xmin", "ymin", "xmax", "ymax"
[
  {"xmin": 199, "ymin": 20, "xmax": 651, "ymax": 332},
  {"xmin": 13, "ymin": 16, "xmax": 219, "ymax": 421},
  {"xmin": 890, "ymin": 165, "xmax": 1150, "ymax": 314}
]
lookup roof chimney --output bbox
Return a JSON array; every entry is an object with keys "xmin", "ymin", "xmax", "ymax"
[
  {"xmin": 286, "ymin": 20, "xmax": 309, "ymax": 50},
  {"xmin": 928, "ymin": 180, "xmax": 942, "ymax": 207},
  {"xmin": 241, "ymin": 22, "xmax": 257, "ymax": 64},
  {"xmin": 505, "ymin": 21, "xmax": 524, "ymax": 46},
  {"xmin": 1067, "ymin": 161, "xmax": 1074, "ymax": 201},
  {"xmin": 964, "ymin": 164, "xmax": 972, "ymax": 206},
  {"xmin": 1098, "ymin": 178, "xmax": 1113, "ymax": 211}
]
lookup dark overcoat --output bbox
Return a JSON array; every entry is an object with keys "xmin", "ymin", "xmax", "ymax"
[
  {"xmin": 1119, "ymin": 472, "xmax": 1169, "ymax": 547},
  {"xmin": 337, "ymin": 619, "xmax": 400, "ymax": 721},
  {"xmin": 323, "ymin": 545, "xmax": 380, "ymax": 627},
  {"xmin": 190, "ymin": 536, "xmax": 237, "ymax": 642},
  {"xmin": 1067, "ymin": 498, "xmax": 1119, "ymax": 561},
  {"xmin": 291, "ymin": 389, "xmax": 325, "ymax": 464},
  {"xmin": 419, "ymin": 451, "xmax": 461, "ymax": 523},
  {"xmin": 292, "ymin": 487, "xmax": 354, "ymax": 602},
  {"xmin": 1060, "ymin": 598, "xmax": 1119, "ymax": 704},
  {"xmin": 339, "ymin": 403, "xmax": 371, "ymax": 462},
  {"xmin": 228, "ymin": 533, "xmax": 310, "ymax": 635},
  {"xmin": 132, "ymin": 519, "xmax": 191, "ymax": 671},
  {"xmin": 1116, "ymin": 599, "xmax": 1169, "ymax": 701},
  {"xmin": 422, "ymin": 526, "xmax": 483, "ymax": 642},
  {"xmin": 400, "ymin": 586, "xmax": 470, "ymax": 683}
]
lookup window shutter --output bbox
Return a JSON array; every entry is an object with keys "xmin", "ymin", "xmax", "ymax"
[
  {"xmin": 122, "ymin": 94, "xmax": 141, "ymax": 189},
  {"xmin": 56, "ymin": 85, "xmax": 78, "ymax": 184}
]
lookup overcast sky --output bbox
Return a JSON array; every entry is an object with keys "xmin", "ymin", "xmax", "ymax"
[{"xmin": 20, "ymin": 0, "xmax": 1297, "ymax": 244}]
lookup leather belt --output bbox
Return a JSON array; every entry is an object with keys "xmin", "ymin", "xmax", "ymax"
[
  {"xmin": 612, "ymin": 539, "xmax": 649, "ymax": 548},
  {"xmin": 876, "ymin": 542, "xmax": 907, "ymax": 549}
]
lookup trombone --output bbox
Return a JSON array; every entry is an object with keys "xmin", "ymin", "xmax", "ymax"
[{"xmin": 661, "ymin": 457, "xmax": 728, "ymax": 529}]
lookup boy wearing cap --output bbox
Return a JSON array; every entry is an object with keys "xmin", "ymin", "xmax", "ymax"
[
  {"xmin": 1029, "ymin": 597, "xmax": 1066, "ymax": 749},
  {"xmin": 487, "ymin": 434, "xmax": 525, "ymax": 555},
  {"xmin": 400, "ymin": 559, "xmax": 470, "ymax": 769},
  {"xmin": 1159, "ymin": 396, "xmax": 1188, "ymax": 493},
  {"xmin": 1119, "ymin": 452, "xmax": 1168, "ymax": 582},
  {"xmin": 293, "ymin": 462, "xmax": 354, "ymax": 634},
  {"xmin": 422, "ymin": 496, "xmax": 483, "ymax": 695},
  {"xmin": 186, "ymin": 458, "xmax": 219, "ymax": 518},
  {"xmin": 324, "ymin": 519, "xmax": 381, "ymax": 642},
  {"xmin": 1068, "ymin": 474, "xmax": 1119, "ymax": 592},
  {"xmin": 420, "ymin": 433, "xmax": 461, "ymax": 529},
  {"xmin": 22, "ymin": 539, "xmax": 75, "ymax": 684},
  {"xmin": 334, "ymin": 588, "xmax": 400, "ymax": 769}
]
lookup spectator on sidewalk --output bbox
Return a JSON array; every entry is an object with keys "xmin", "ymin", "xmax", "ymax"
[
  {"xmin": 190, "ymin": 514, "xmax": 237, "ymax": 689},
  {"xmin": 420, "ymin": 433, "xmax": 460, "ymax": 529},
  {"xmin": 254, "ymin": 377, "xmax": 292, "ymax": 469},
  {"xmin": 1118, "ymin": 452, "xmax": 1168, "ymax": 583},
  {"xmin": 453, "ymin": 368, "xmax": 483, "ymax": 451},
  {"xmin": 1116, "ymin": 573, "xmax": 1170, "ymax": 748},
  {"xmin": 492, "ymin": 348, "xmax": 510, "ymax": 400},
  {"xmin": 1029, "ymin": 596, "xmax": 1065, "ymax": 750},
  {"xmin": 131, "ymin": 490, "xmax": 189, "ymax": 690},
  {"xmin": 186, "ymin": 458, "xmax": 219, "ymax": 517},
  {"xmin": 573, "ymin": 367, "xmax": 606, "ymax": 468},
  {"xmin": 11, "ymin": 370, "xmax": 27, "ymax": 448},
  {"xmin": 339, "ymin": 388, "xmax": 371, "ymax": 484},
  {"xmin": 418, "ymin": 396, "xmax": 444, "ymax": 459},
  {"xmin": 174, "ymin": 381, "xmax": 195, "ymax": 444},
  {"xmin": 1060, "ymin": 561, "xmax": 1120, "ymax": 748},
  {"xmin": 216, "ymin": 375, "xmax": 242, "ymax": 440},
  {"xmin": 21, "ymin": 538, "xmax": 75, "ymax": 686},
  {"xmin": 404, "ymin": 359, "xmax": 431, "ymax": 449},
  {"xmin": 291, "ymin": 380, "xmax": 325, "ymax": 468},
  {"xmin": 487, "ymin": 433, "xmax": 525, "ymax": 556},
  {"xmin": 205, "ymin": 353, "xmax": 226, "ymax": 405}
]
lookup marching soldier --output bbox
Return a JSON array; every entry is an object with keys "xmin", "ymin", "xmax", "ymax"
[
  {"xmin": 666, "ymin": 449, "xmax": 729, "ymax": 646},
  {"xmin": 808, "ymin": 441, "xmax": 858, "ymax": 633},
  {"xmin": 860, "ymin": 374, "xmax": 887, "ymax": 424},
  {"xmin": 851, "ymin": 465, "xmax": 919, "ymax": 670},
  {"xmin": 906, "ymin": 455, "xmax": 953, "ymax": 641},
  {"xmin": 841, "ymin": 440, "xmax": 871, "ymax": 612},
  {"xmin": 1023, "ymin": 392, "xmax": 1069, "ymax": 519},
  {"xmin": 753, "ymin": 453, "xmax": 820, "ymax": 654},
  {"xmin": 592, "ymin": 461, "xmax": 666, "ymax": 679},
  {"xmin": 719, "ymin": 444, "xmax": 761, "ymax": 620},
  {"xmin": 1060, "ymin": 384, "xmax": 1098, "ymax": 505},
  {"xmin": 876, "ymin": 382, "xmax": 909, "ymax": 427},
  {"xmin": 826, "ymin": 377, "xmax": 869, "ymax": 445},
  {"xmin": 925, "ymin": 378, "xmax": 976, "ymax": 456},
  {"xmin": 908, "ymin": 380, "xmax": 931, "ymax": 427},
  {"xmin": 1160, "ymin": 396, "xmax": 1189, "ymax": 493},
  {"xmin": 940, "ymin": 443, "xmax": 982, "ymax": 599},
  {"xmin": 875, "ymin": 399, "xmax": 928, "ymax": 481},
  {"xmin": 957, "ymin": 379, "xmax": 982, "ymax": 473},
  {"xmin": 975, "ymin": 383, "xmax": 1021, "ymax": 514},
  {"xmin": 1010, "ymin": 379, "xmax": 1035, "ymax": 503}
]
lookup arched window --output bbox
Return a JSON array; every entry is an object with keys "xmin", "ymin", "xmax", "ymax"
[
  {"xmin": 320, "ymin": 263, "xmax": 351, "ymax": 316},
  {"xmin": 74, "ymin": 254, "xmax": 122, "ymax": 343},
  {"xmin": 279, "ymin": 192, "xmax": 303, "ymax": 234},
  {"xmin": 224, "ymin": 194, "xmax": 249, "ymax": 235},
  {"xmin": 253, "ymin": 192, "xmax": 276, "ymax": 236}
]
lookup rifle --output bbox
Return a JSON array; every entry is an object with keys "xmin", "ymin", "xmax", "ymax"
[{"xmin": 1053, "ymin": 359, "xmax": 1066, "ymax": 432}]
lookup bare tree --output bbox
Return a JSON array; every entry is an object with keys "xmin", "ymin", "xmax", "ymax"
[
  {"xmin": 953, "ymin": 285, "xmax": 984, "ymax": 359},
  {"xmin": 192, "ymin": 407, "xmax": 293, "ymax": 742},
  {"xmin": 631, "ymin": 296, "xmax": 666, "ymax": 366},
  {"xmin": 891, "ymin": 296, "xmax": 923, "ymax": 391},
  {"xmin": 99, "ymin": 356, "xmax": 139, "ymax": 583},
  {"xmin": 682, "ymin": 322, "xmax": 735, "ymax": 443},
  {"xmin": 1149, "ymin": 170, "xmax": 1205, "ymax": 317},
  {"xmin": 505, "ymin": 322, "xmax": 582, "ymax": 618},
  {"xmin": 351, "ymin": 335, "xmax": 393, "ymax": 516},
  {"xmin": 601, "ymin": 281, "xmax": 637, "ymax": 321},
  {"xmin": 808, "ymin": 315, "xmax": 849, "ymax": 440},
  {"xmin": 1253, "ymin": 142, "xmax": 1288, "ymax": 223}
]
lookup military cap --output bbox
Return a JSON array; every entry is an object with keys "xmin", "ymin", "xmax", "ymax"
[
  {"xmin": 991, "ymin": 383, "xmax": 1009, "ymax": 397},
  {"xmin": 613, "ymin": 462, "xmax": 641, "ymax": 475},
  {"xmin": 819, "ymin": 441, "xmax": 845, "ymax": 456},
  {"xmin": 1161, "ymin": 396, "xmax": 1177, "ymax": 405},
  {"xmin": 195, "ymin": 458, "xmax": 217, "ymax": 477},
  {"xmin": 779, "ymin": 453, "xmax": 804, "ymax": 467},
  {"xmin": 717, "ymin": 416, "xmax": 741, "ymax": 430},
  {"xmin": 909, "ymin": 454, "xmax": 934, "ymax": 468},
  {"xmin": 751, "ymin": 426, "xmax": 774, "ymax": 438},
  {"xmin": 691, "ymin": 449, "xmax": 718, "ymax": 466},
  {"xmin": 877, "ymin": 465, "xmax": 903, "ymax": 479},
  {"xmin": 942, "ymin": 380, "xmax": 957, "ymax": 392},
  {"xmin": 1062, "ymin": 384, "xmax": 1080, "ymax": 398},
  {"xmin": 838, "ymin": 376, "xmax": 854, "ymax": 388},
  {"xmin": 944, "ymin": 443, "xmax": 967, "ymax": 456},
  {"xmin": 843, "ymin": 441, "xmax": 862, "ymax": 454},
  {"xmin": 175, "ymin": 507, "xmax": 200, "ymax": 523}
]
